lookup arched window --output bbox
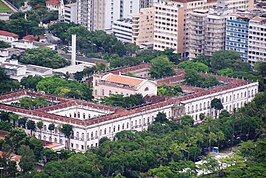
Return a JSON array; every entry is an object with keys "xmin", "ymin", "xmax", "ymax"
[
  {"xmin": 74, "ymin": 113, "xmax": 77, "ymax": 118},
  {"xmin": 118, "ymin": 125, "xmax": 120, "ymax": 131},
  {"xmin": 81, "ymin": 133, "xmax": 84, "ymax": 140},
  {"xmin": 104, "ymin": 128, "xmax": 106, "ymax": 135},
  {"xmin": 83, "ymin": 113, "xmax": 86, "ymax": 119},
  {"xmin": 76, "ymin": 132, "xmax": 79, "ymax": 139},
  {"xmin": 95, "ymin": 131, "xmax": 98, "ymax": 137},
  {"xmin": 122, "ymin": 123, "xmax": 124, "ymax": 129},
  {"xmin": 188, "ymin": 106, "xmax": 190, "ymax": 112},
  {"xmin": 127, "ymin": 122, "xmax": 129, "ymax": 128},
  {"xmin": 144, "ymin": 87, "xmax": 149, "ymax": 91},
  {"xmin": 91, "ymin": 132, "xmax": 93, "ymax": 139},
  {"xmin": 77, "ymin": 112, "xmax": 80, "ymax": 118},
  {"xmin": 113, "ymin": 126, "xmax": 116, "ymax": 132}
]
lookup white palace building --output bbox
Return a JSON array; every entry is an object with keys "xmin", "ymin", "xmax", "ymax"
[{"xmin": 0, "ymin": 64, "xmax": 259, "ymax": 151}]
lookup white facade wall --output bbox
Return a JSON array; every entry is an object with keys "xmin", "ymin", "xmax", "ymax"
[
  {"xmin": 248, "ymin": 17, "xmax": 266, "ymax": 64},
  {"xmin": 112, "ymin": 19, "xmax": 133, "ymax": 43},
  {"xmin": 64, "ymin": 2, "xmax": 77, "ymax": 23},
  {"xmin": 0, "ymin": 35, "xmax": 18, "ymax": 43},
  {"xmin": 1, "ymin": 81, "xmax": 259, "ymax": 151}
]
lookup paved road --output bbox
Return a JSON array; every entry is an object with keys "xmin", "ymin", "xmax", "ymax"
[{"xmin": 1, "ymin": 0, "xmax": 19, "ymax": 12}]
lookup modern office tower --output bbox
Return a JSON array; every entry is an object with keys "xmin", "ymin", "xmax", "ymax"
[
  {"xmin": 248, "ymin": 16, "xmax": 266, "ymax": 63},
  {"xmin": 132, "ymin": 7, "xmax": 155, "ymax": 46},
  {"xmin": 112, "ymin": 19, "xmax": 133, "ymax": 43},
  {"xmin": 226, "ymin": 13, "xmax": 249, "ymax": 61}
]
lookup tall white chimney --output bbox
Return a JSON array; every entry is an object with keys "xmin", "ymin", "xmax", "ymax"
[{"xmin": 71, "ymin": 34, "xmax": 76, "ymax": 66}]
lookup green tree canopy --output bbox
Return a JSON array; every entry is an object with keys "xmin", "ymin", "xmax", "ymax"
[
  {"xmin": 19, "ymin": 47, "xmax": 70, "ymax": 69},
  {"xmin": 99, "ymin": 94, "xmax": 145, "ymax": 108},
  {"xmin": 157, "ymin": 85, "xmax": 182, "ymax": 97},
  {"xmin": 178, "ymin": 61, "xmax": 209, "ymax": 72},
  {"xmin": 185, "ymin": 70, "xmax": 219, "ymax": 88},
  {"xmin": 36, "ymin": 76, "xmax": 92, "ymax": 101},
  {"xmin": 20, "ymin": 75, "xmax": 43, "ymax": 90},
  {"xmin": 150, "ymin": 55, "xmax": 176, "ymax": 79}
]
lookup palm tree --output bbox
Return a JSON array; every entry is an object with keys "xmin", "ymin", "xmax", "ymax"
[
  {"xmin": 211, "ymin": 98, "xmax": 224, "ymax": 118},
  {"xmin": 18, "ymin": 117, "xmax": 27, "ymax": 128},
  {"xmin": 60, "ymin": 124, "xmax": 73, "ymax": 149},
  {"xmin": 26, "ymin": 120, "xmax": 36, "ymax": 136},
  {"xmin": 208, "ymin": 132, "xmax": 217, "ymax": 152},
  {"xmin": 37, "ymin": 121, "xmax": 44, "ymax": 138},
  {"xmin": 216, "ymin": 131, "xmax": 225, "ymax": 149},
  {"xmin": 9, "ymin": 113, "xmax": 19, "ymax": 127}
]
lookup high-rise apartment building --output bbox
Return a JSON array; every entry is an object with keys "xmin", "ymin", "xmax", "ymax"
[
  {"xmin": 76, "ymin": 0, "xmax": 157, "ymax": 31},
  {"xmin": 153, "ymin": 0, "xmax": 254, "ymax": 57},
  {"xmin": 226, "ymin": 13, "xmax": 250, "ymax": 61},
  {"xmin": 248, "ymin": 16, "xmax": 266, "ymax": 63},
  {"xmin": 132, "ymin": 7, "xmax": 155, "ymax": 46},
  {"xmin": 187, "ymin": 5, "xmax": 229, "ymax": 59},
  {"xmin": 112, "ymin": 19, "xmax": 133, "ymax": 43},
  {"xmin": 77, "ymin": 0, "xmax": 94, "ymax": 31}
]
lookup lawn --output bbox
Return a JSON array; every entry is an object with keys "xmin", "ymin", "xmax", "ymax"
[{"xmin": 0, "ymin": 0, "xmax": 12, "ymax": 13}]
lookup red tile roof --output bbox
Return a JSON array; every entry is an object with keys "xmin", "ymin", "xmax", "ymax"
[
  {"xmin": 46, "ymin": 0, "xmax": 60, "ymax": 6},
  {"xmin": 23, "ymin": 35, "xmax": 45, "ymax": 43},
  {"xmin": 0, "ymin": 30, "xmax": 19, "ymax": 38},
  {"xmin": 104, "ymin": 73, "xmax": 145, "ymax": 87},
  {"xmin": 0, "ymin": 72, "xmax": 255, "ymax": 127}
]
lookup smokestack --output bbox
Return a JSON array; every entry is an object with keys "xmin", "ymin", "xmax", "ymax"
[{"xmin": 71, "ymin": 34, "xmax": 76, "ymax": 66}]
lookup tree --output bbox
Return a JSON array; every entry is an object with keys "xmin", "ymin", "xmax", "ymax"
[
  {"xmin": 0, "ymin": 67, "xmax": 20, "ymax": 93},
  {"xmin": 36, "ymin": 76, "xmax": 93, "ymax": 101},
  {"xmin": 18, "ymin": 145, "xmax": 35, "ymax": 173},
  {"xmin": 19, "ymin": 47, "xmax": 70, "ymax": 69},
  {"xmin": 99, "ymin": 94, "xmax": 145, "ymax": 108},
  {"xmin": 48, "ymin": 123, "xmax": 55, "ymax": 135},
  {"xmin": 21, "ymin": 75, "xmax": 43, "ymax": 90},
  {"xmin": 211, "ymin": 98, "xmax": 224, "ymax": 118},
  {"xmin": 154, "ymin": 112, "xmax": 168, "ymax": 123},
  {"xmin": 210, "ymin": 50, "xmax": 241, "ymax": 70},
  {"xmin": 37, "ymin": 121, "xmax": 43, "ymax": 135},
  {"xmin": 9, "ymin": 113, "xmax": 19, "ymax": 127},
  {"xmin": 0, "ymin": 41, "xmax": 10, "ymax": 48},
  {"xmin": 150, "ymin": 55, "xmax": 176, "ymax": 79},
  {"xmin": 254, "ymin": 61, "xmax": 266, "ymax": 78},
  {"xmin": 26, "ymin": 120, "xmax": 36, "ymax": 136},
  {"xmin": 178, "ymin": 61, "xmax": 209, "ymax": 72},
  {"xmin": 185, "ymin": 70, "xmax": 219, "ymax": 88},
  {"xmin": 4, "ymin": 128, "xmax": 27, "ymax": 152},
  {"xmin": 157, "ymin": 85, "xmax": 182, "ymax": 97},
  {"xmin": 18, "ymin": 117, "xmax": 27, "ymax": 128},
  {"xmin": 60, "ymin": 124, "xmax": 73, "ymax": 149}
]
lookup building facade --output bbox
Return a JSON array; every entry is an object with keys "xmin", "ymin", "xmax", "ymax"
[
  {"xmin": 153, "ymin": 0, "xmax": 254, "ymax": 57},
  {"xmin": 248, "ymin": 16, "xmax": 266, "ymax": 63},
  {"xmin": 64, "ymin": 2, "xmax": 78, "ymax": 23},
  {"xmin": 132, "ymin": 7, "xmax": 155, "ymax": 46},
  {"xmin": 0, "ymin": 30, "xmax": 19, "ymax": 43},
  {"xmin": 0, "ymin": 74, "xmax": 258, "ymax": 152},
  {"xmin": 226, "ymin": 13, "xmax": 249, "ymax": 61},
  {"xmin": 93, "ymin": 73, "xmax": 157, "ymax": 99},
  {"xmin": 112, "ymin": 19, "xmax": 133, "ymax": 43}
]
